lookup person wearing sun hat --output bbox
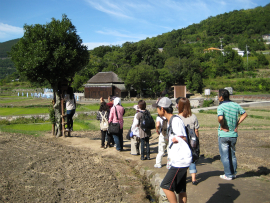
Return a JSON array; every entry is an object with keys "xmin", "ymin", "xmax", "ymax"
[
  {"xmin": 155, "ymin": 97, "xmax": 192, "ymax": 203},
  {"xmin": 152, "ymin": 97, "xmax": 169, "ymax": 168},
  {"xmin": 108, "ymin": 97, "xmax": 125, "ymax": 151}
]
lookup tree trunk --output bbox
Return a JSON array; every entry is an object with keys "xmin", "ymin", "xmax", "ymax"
[
  {"xmin": 52, "ymin": 124, "xmax": 55, "ymax": 135},
  {"xmin": 53, "ymin": 86, "xmax": 62, "ymax": 137}
]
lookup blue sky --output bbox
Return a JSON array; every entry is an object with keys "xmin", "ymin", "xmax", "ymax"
[{"xmin": 0, "ymin": 0, "xmax": 269, "ymax": 50}]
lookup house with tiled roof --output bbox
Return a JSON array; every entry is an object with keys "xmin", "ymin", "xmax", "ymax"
[{"xmin": 83, "ymin": 72, "xmax": 128, "ymax": 99}]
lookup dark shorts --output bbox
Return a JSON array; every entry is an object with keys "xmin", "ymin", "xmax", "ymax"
[{"xmin": 160, "ymin": 166, "xmax": 188, "ymax": 194}]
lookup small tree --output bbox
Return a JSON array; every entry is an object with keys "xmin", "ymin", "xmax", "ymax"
[
  {"xmin": 10, "ymin": 14, "xmax": 89, "ymax": 137},
  {"xmin": 125, "ymin": 63, "xmax": 157, "ymax": 97}
]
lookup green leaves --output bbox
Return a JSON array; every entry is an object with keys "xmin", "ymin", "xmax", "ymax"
[{"xmin": 10, "ymin": 14, "xmax": 89, "ymax": 88}]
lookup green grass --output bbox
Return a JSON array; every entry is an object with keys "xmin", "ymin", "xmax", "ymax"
[
  {"xmin": 1, "ymin": 123, "xmax": 51, "ymax": 131},
  {"xmin": 0, "ymin": 121, "xmax": 91, "ymax": 135},
  {"xmin": 197, "ymin": 108, "xmax": 270, "ymax": 128},
  {"xmin": 121, "ymin": 103, "xmax": 138, "ymax": 108},
  {"xmin": 1, "ymin": 94, "xmax": 270, "ymax": 136},
  {"xmin": 0, "ymin": 97, "xmax": 34, "ymax": 104},
  {"xmin": 77, "ymin": 102, "xmax": 139, "ymax": 112},
  {"xmin": 77, "ymin": 103, "xmax": 100, "ymax": 111},
  {"xmin": 0, "ymin": 107, "xmax": 49, "ymax": 116},
  {"xmin": 233, "ymin": 91, "xmax": 270, "ymax": 95}
]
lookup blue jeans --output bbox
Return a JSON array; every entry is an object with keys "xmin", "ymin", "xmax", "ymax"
[
  {"xmin": 189, "ymin": 162, "xmax": 197, "ymax": 174},
  {"xmin": 113, "ymin": 128, "xmax": 123, "ymax": 151},
  {"xmin": 141, "ymin": 137, "xmax": 150, "ymax": 159},
  {"xmin": 219, "ymin": 137, "xmax": 237, "ymax": 178},
  {"xmin": 66, "ymin": 109, "xmax": 75, "ymax": 130}
]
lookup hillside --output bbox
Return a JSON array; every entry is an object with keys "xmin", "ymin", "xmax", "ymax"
[
  {"xmin": 0, "ymin": 39, "xmax": 20, "ymax": 80},
  {"xmin": 1, "ymin": 4, "xmax": 270, "ymax": 94},
  {"xmin": 0, "ymin": 39, "xmax": 20, "ymax": 58},
  {"xmin": 78, "ymin": 4, "xmax": 270, "ymax": 94}
]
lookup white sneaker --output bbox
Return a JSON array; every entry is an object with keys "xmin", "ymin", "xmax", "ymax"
[
  {"xmin": 154, "ymin": 164, "xmax": 162, "ymax": 168},
  {"xmin": 220, "ymin": 174, "xmax": 232, "ymax": 180}
]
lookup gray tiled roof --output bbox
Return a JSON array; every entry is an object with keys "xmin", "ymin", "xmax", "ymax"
[{"xmin": 87, "ymin": 72, "xmax": 123, "ymax": 83}]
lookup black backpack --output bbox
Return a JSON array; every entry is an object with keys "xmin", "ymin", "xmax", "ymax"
[
  {"xmin": 185, "ymin": 124, "xmax": 200, "ymax": 163},
  {"xmin": 140, "ymin": 110, "xmax": 155, "ymax": 131},
  {"xmin": 168, "ymin": 115, "xmax": 200, "ymax": 163}
]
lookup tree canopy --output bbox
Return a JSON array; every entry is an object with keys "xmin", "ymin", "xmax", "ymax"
[{"xmin": 10, "ymin": 14, "xmax": 89, "ymax": 89}]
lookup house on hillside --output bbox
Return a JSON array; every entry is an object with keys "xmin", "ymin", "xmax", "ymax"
[
  {"xmin": 232, "ymin": 48, "xmax": 250, "ymax": 57},
  {"xmin": 204, "ymin": 47, "xmax": 249, "ymax": 57},
  {"xmin": 262, "ymin": 34, "xmax": 270, "ymax": 44},
  {"xmin": 204, "ymin": 47, "xmax": 223, "ymax": 52},
  {"xmin": 84, "ymin": 72, "xmax": 129, "ymax": 99}
]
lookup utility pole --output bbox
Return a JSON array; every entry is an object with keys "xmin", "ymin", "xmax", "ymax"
[
  {"xmin": 246, "ymin": 44, "xmax": 249, "ymax": 71},
  {"xmin": 220, "ymin": 38, "xmax": 223, "ymax": 64}
]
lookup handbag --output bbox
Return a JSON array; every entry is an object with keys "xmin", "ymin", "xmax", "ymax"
[
  {"xmin": 126, "ymin": 127, "xmax": 132, "ymax": 140},
  {"xmin": 108, "ymin": 107, "xmax": 120, "ymax": 134}
]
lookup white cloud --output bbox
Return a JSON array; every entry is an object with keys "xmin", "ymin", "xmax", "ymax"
[
  {"xmin": 84, "ymin": 0, "xmax": 133, "ymax": 19},
  {"xmin": 0, "ymin": 23, "xmax": 23, "ymax": 40},
  {"xmin": 0, "ymin": 23, "xmax": 23, "ymax": 33}
]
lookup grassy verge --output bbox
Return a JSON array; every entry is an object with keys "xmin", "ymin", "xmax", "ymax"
[
  {"xmin": 0, "ymin": 120, "xmax": 92, "ymax": 136},
  {"xmin": 0, "ymin": 107, "xmax": 49, "ymax": 116}
]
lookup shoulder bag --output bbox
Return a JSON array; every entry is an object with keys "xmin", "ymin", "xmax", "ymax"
[{"xmin": 108, "ymin": 107, "xmax": 120, "ymax": 134}]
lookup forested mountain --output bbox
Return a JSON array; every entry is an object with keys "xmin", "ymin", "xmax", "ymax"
[
  {"xmin": 0, "ymin": 39, "xmax": 20, "ymax": 80},
  {"xmin": 1, "ymin": 4, "xmax": 270, "ymax": 94},
  {"xmin": 0, "ymin": 39, "xmax": 20, "ymax": 58},
  {"xmin": 72, "ymin": 4, "xmax": 270, "ymax": 94}
]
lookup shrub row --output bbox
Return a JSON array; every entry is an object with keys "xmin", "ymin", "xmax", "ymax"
[{"xmin": 204, "ymin": 78, "xmax": 270, "ymax": 92}]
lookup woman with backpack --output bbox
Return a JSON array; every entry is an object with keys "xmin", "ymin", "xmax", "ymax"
[
  {"xmin": 135, "ymin": 100, "xmax": 152, "ymax": 160},
  {"xmin": 108, "ymin": 97, "xmax": 125, "ymax": 152},
  {"xmin": 177, "ymin": 97, "xmax": 200, "ymax": 185},
  {"xmin": 96, "ymin": 102, "xmax": 110, "ymax": 149}
]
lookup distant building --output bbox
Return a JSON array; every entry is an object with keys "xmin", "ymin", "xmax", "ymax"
[
  {"xmin": 84, "ymin": 72, "xmax": 129, "ymax": 99},
  {"xmin": 204, "ymin": 47, "xmax": 249, "ymax": 57},
  {"xmin": 204, "ymin": 47, "xmax": 223, "ymax": 52},
  {"xmin": 262, "ymin": 34, "xmax": 270, "ymax": 44},
  {"xmin": 232, "ymin": 48, "xmax": 249, "ymax": 57},
  {"xmin": 158, "ymin": 48, "xmax": 164, "ymax": 52}
]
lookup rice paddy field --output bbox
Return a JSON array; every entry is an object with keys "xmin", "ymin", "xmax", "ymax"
[{"xmin": 1, "ymin": 95, "xmax": 270, "ymax": 136}]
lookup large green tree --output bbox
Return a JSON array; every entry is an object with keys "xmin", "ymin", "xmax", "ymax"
[
  {"xmin": 10, "ymin": 14, "xmax": 89, "ymax": 90},
  {"xmin": 10, "ymin": 14, "xmax": 89, "ymax": 136}
]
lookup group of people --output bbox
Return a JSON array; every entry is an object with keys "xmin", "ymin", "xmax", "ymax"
[
  {"xmin": 153, "ymin": 90, "xmax": 247, "ymax": 203},
  {"xmin": 96, "ymin": 89, "xmax": 247, "ymax": 203},
  {"xmin": 96, "ymin": 95, "xmax": 125, "ymax": 151}
]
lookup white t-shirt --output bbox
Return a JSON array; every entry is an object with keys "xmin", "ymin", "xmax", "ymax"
[
  {"xmin": 168, "ymin": 115, "xmax": 192, "ymax": 168},
  {"xmin": 64, "ymin": 94, "xmax": 75, "ymax": 110}
]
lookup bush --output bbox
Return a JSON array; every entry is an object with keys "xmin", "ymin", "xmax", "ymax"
[
  {"xmin": 202, "ymin": 99, "xmax": 214, "ymax": 107},
  {"xmin": 48, "ymin": 106, "xmax": 55, "ymax": 124}
]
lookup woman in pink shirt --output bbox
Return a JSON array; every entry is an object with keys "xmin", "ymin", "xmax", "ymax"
[{"xmin": 108, "ymin": 97, "xmax": 125, "ymax": 151}]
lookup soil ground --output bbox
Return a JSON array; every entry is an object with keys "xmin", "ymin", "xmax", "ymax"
[
  {"xmin": 0, "ymin": 131, "xmax": 149, "ymax": 203},
  {"xmin": 0, "ymin": 128, "xmax": 270, "ymax": 203}
]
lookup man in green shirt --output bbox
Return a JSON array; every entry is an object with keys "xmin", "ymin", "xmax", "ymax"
[{"xmin": 217, "ymin": 89, "xmax": 248, "ymax": 180}]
